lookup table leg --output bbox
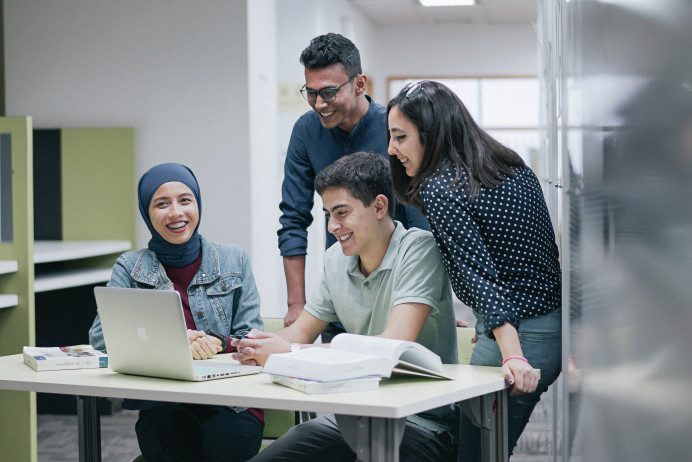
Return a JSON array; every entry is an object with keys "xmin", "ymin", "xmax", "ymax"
[
  {"xmin": 76, "ymin": 396, "xmax": 101, "ymax": 462},
  {"xmin": 335, "ymin": 414, "xmax": 406, "ymax": 462},
  {"xmin": 479, "ymin": 389, "xmax": 508, "ymax": 462}
]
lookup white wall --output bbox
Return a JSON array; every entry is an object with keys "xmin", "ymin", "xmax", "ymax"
[
  {"xmin": 247, "ymin": 0, "xmax": 283, "ymax": 315},
  {"xmin": 370, "ymin": 23, "xmax": 538, "ymax": 102},
  {"xmin": 4, "ymin": 0, "xmax": 539, "ymax": 319},
  {"xmin": 274, "ymin": 1, "xmax": 376, "ymax": 313},
  {"xmin": 4, "ymin": 0, "xmax": 251, "ymax": 249}
]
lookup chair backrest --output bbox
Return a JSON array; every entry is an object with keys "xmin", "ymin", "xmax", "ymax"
[
  {"xmin": 260, "ymin": 317, "xmax": 297, "ymax": 439},
  {"xmin": 456, "ymin": 327, "xmax": 476, "ymax": 365}
]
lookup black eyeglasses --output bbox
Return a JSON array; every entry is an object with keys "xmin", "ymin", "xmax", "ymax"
[{"xmin": 300, "ymin": 75, "xmax": 358, "ymax": 103}]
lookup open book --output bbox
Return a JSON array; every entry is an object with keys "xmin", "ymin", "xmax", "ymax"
[{"xmin": 263, "ymin": 333, "xmax": 451, "ymax": 382}]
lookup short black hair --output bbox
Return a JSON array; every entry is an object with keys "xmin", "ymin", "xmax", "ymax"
[
  {"xmin": 300, "ymin": 33, "xmax": 362, "ymax": 77},
  {"xmin": 315, "ymin": 152, "xmax": 396, "ymax": 218}
]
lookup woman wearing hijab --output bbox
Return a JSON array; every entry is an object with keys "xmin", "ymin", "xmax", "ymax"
[{"xmin": 89, "ymin": 163, "xmax": 264, "ymax": 461}]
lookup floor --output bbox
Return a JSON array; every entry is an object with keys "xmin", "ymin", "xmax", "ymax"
[
  {"xmin": 38, "ymin": 404, "xmax": 558, "ymax": 461},
  {"xmin": 38, "ymin": 410, "xmax": 141, "ymax": 462}
]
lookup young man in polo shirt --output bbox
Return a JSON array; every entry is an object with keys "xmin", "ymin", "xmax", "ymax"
[{"xmin": 237, "ymin": 152, "xmax": 457, "ymax": 462}]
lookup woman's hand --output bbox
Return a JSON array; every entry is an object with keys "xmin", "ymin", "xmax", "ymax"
[
  {"xmin": 502, "ymin": 358, "xmax": 540, "ymax": 396},
  {"xmin": 187, "ymin": 329, "xmax": 221, "ymax": 360},
  {"xmin": 231, "ymin": 329, "xmax": 291, "ymax": 366},
  {"xmin": 492, "ymin": 323, "xmax": 540, "ymax": 396}
]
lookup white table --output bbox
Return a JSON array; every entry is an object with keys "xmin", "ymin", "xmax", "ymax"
[{"xmin": 0, "ymin": 354, "xmax": 508, "ymax": 462}]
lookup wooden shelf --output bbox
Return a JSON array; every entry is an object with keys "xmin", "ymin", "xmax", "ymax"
[
  {"xmin": 34, "ymin": 240, "xmax": 131, "ymax": 264},
  {"xmin": 0, "ymin": 260, "xmax": 19, "ymax": 275},
  {"xmin": 0, "ymin": 294, "xmax": 19, "ymax": 309},
  {"xmin": 34, "ymin": 268, "xmax": 113, "ymax": 293}
]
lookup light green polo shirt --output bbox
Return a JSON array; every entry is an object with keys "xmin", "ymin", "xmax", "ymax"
[
  {"xmin": 305, "ymin": 222, "xmax": 459, "ymax": 433},
  {"xmin": 305, "ymin": 221, "xmax": 458, "ymax": 364}
]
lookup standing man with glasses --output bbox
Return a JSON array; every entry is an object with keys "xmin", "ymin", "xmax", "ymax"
[{"xmin": 278, "ymin": 33, "xmax": 429, "ymax": 338}]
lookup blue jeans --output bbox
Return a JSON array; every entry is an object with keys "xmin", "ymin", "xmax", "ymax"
[
  {"xmin": 459, "ymin": 309, "xmax": 562, "ymax": 460},
  {"xmin": 136, "ymin": 403, "xmax": 263, "ymax": 462}
]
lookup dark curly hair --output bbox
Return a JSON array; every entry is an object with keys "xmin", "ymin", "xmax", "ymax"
[
  {"xmin": 315, "ymin": 152, "xmax": 396, "ymax": 218},
  {"xmin": 300, "ymin": 33, "xmax": 362, "ymax": 77}
]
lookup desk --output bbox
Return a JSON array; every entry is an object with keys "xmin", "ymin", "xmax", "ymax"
[{"xmin": 0, "ymin": 355, "xmax": 508, "ymax": 462}]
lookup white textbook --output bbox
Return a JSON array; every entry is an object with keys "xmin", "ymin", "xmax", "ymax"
[
  {"xmin": 269, "ymin": 374, "xmax": 381, "ymax": 394},
  {"xmin": 263, "ymin": 333, "xmax": 451, "ymax": 382},
  {"xmin": 23, "ymin": 345, "xmax": 108, "ymax": 371}
]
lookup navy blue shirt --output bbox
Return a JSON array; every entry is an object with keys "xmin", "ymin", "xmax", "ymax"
[
  {"xmin": 420, "ymin": 165, "xmax": 561, "ymax": 337},
  {"xmin": 278, "ymin": 97, "xmax": 429, "ymax": 256}
]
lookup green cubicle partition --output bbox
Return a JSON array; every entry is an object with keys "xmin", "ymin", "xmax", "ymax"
[
  {"xmin": 0, "ymin": 119, "xmax": 135, "ymax": 461},
  {"xmin": 0, "ymin": 116, "xmax": 37, "ymax": 461},
  {"xmin": 61, "ymin": 128, "xmax": 136, "ymax": 245}
]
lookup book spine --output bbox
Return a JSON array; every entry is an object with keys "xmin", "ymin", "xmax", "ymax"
[
  {"xmin": 23, "ymin": 353, "xmax": 108, "ymax": 371},
  {"xmin": 24, "ymin": 355, "xmax": 81, "ymax": 371}
]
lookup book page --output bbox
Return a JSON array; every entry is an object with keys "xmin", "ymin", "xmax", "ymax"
[
  {"xmin": 395, "ymin": 360, "xmax": 451, "ymax": 379},
  {"xmin": 280, "ymin": 346, "xmax": 376, "ymax": 364},
  {"xmin": 398, "ymin": 347, "xmax": 445, "ymax": 374},
  {"xmin": 330, "ymin": 333, "xmax": 410, "ymax": 363},
  {"xmin": 262, "ymin": 347, "xmax": 391, "ymax": 381},
  {"xmin": 328, "ymin": 334, "xmax": 449, "ymax": 380}
]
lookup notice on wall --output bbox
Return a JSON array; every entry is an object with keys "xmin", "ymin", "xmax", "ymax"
[{"xmin": 278, "ymin": 83, "xmax": 310, "ymax": 113}]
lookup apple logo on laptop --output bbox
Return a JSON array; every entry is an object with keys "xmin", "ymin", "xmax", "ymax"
[{"xmin": 136, "ymin": 324, "xmax": 148, "ymax": 341}]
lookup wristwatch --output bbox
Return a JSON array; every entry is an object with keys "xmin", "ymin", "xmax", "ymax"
[{"xmin": 207, "ymin": 331, "xmax": 228, "ymax": 352}]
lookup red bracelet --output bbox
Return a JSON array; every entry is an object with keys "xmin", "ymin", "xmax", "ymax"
[{"xmin": 501, "ymin": 355, "xmax": 528, "ymax": 366}]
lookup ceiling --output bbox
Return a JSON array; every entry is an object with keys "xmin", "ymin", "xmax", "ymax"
[{"xmin": 347, "ymin": 0, "xmax": 537, "ymax": 26}]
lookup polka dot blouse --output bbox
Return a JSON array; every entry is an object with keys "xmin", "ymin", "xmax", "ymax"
[{"xmin": 420, "ymin": 164, "xmax": 561, "ymax": 337}]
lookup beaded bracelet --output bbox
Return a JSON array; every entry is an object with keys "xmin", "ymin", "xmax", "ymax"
[{"xmin": 501, "ymin": 355, "xmax": 528, "ymax": 366}]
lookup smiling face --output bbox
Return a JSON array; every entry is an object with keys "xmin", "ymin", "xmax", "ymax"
[
  {"xmin": 304, "ymin": 64, "xmax": 364, "ymax": 133},
  {"xmin": 321, "ymin": 186, "xmax": 387, "ymax": 259},
  {"xmin": 148, "ymin": 181, "xmax": 199, "ymax": 244},
  {"xmin": 387, "ymin": 106, "xmax": 425, "ymax": 177}
]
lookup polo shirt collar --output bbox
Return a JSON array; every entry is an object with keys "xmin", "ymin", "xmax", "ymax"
[{"xmin": 347, "ymin": 221, "xmax": 405, "ymax": 279}]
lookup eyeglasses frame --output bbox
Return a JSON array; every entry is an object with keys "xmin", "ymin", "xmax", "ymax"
[{"xmin": 300, "ymin": 74, "xmax": 360, "ymax": 103}]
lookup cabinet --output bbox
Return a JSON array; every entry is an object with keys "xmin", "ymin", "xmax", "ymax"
[{"xmin": 0, "ymin": 116, "xmax": 136, "ymax": 461}]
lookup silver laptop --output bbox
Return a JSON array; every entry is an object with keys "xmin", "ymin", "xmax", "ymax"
[{"xmin": 94, "ymin": 286, "xmax": 262, "ymax": 381}]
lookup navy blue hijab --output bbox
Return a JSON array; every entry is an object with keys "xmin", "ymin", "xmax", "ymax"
[{"xmin": 138, "ymin": 163, "xmax": 202, "ymax": 268}]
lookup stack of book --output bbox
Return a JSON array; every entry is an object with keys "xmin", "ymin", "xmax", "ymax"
[
  {"xmin": 23, "ymin": 345, "xmax": 108, "ymax": 371},
  {"xmin": 263, "ymin": 333, "xmax": 450, "ymax": 394}
]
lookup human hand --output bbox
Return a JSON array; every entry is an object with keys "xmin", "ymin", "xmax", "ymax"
[
  {"xmin": 502, "ymin": 358, "xmax": 540, "ymax": 396},
  {"xmin": 187, "ymin": 329, "xmax": 221, "ymax": 360},
  {"xmin": 231, "ymin": 329, "xmax": 290, "ymax": 366},
  {"xmin": 284, "ymin": 304, "xmax": 303, "ymax": 327},
  {"xmin": 455, "ymin": 318, "xmax": 470, "ymax": 327}
]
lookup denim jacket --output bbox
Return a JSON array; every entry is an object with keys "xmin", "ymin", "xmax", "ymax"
[
  {"xmin": 88, "ymin": 236, "xmax": 263, "ymax": 412},
  {"xmin": 89, "ymin": 236, "xmax": 263, "ymax": 352}
]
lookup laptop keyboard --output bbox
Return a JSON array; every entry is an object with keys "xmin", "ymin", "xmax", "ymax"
[{"xmin": 193, "ymin": 363, "xmax": 250, "ymax": 379}]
